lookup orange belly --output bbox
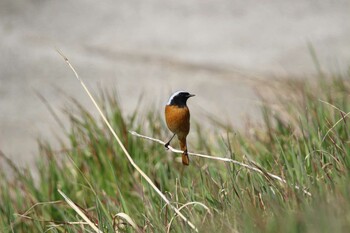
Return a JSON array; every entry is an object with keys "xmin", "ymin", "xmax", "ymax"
[{"xmin": 165, "ymin": 105, "xmax": 190, "ymax": 138}]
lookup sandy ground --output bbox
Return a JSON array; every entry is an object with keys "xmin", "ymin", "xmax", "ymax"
[{"xmin": 0, "ymin": 0, "xmax": 349, "ymax": 170}]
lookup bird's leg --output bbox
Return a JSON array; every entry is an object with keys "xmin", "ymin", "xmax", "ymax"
[{"xmin": 165, "ymin": 134, "xmax": 176, "ymax": 149}]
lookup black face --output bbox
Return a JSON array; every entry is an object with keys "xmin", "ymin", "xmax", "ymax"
[{"xmin": 169, "ymin": 92, "xmax": 195, "ymax": 107}]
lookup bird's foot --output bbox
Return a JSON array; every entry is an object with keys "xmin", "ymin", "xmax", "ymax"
[{"xmin": 164, "ymin": 142, "xmax": 170, "ymax": 150}]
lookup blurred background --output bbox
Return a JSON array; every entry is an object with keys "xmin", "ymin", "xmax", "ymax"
[{"xmin": 0, "ymin": 0, "xmax": 349, "ymax": 169}]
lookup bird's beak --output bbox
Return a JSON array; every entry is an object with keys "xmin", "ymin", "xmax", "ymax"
[{"xmin": 188, "ymin": 94, "xmax": 195, "ymax": 98}]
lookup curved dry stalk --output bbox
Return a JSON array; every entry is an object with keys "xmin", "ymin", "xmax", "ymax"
[
  {"xmin": 167, "ymin": 202, "xmax": 211, "ymax": 233},
  {"xmin": 58, "ymin": 189, "xmax": 102, "ymax": 233},
  {"xmin": 129, "ymin": 131, "xmax": 312, "ymax": 196},
  {"xmin": 18, "ymin": 200, "xmax": 62, "ymax": 217},
  {"xmin": 114, "ymin": 213, "xmax": 139, "ymax": 232},
  {"xmin": 322, "ymin": 111, "xmax": 350, "ymax": 143},
  {"xmin": 57, "ymin": 50, "xmax": 198, "ymax": 232},
  {"xmin": 319, "ymin": 99, "xmax": 350, "ymax": 143}
]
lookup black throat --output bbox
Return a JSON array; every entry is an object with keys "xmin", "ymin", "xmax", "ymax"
[{"xmin": 169, "ymin": 95, "xmax": 189, "ymax": 107}]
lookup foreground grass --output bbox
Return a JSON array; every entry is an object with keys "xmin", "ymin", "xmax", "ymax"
[{"xmin": 1, "ymin": 75, "xmax": 350, "ymax": 232}]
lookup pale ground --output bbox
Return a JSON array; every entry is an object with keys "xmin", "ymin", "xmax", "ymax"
[{"xmin": 0, "ymin": 0, "xmax": 349, "ymax": 170}]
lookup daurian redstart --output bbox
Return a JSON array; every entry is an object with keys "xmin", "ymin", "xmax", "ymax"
[{"xmin": 165, "ymin": 91, "xmax": 195, "ymax": 165}]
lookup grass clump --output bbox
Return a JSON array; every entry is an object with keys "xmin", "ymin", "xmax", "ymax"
[{"xmin": 1, "ymin": 73, "xmax": 350, "ymax": 233}]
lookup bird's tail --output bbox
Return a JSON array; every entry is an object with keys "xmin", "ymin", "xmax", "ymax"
[
  {"xmin": 182, "ymin": 151, "xmax": 189, "ymax": 166},
  {"xmin": 179, "ymin": 137, "xmax": 189, "ymax": 166}
]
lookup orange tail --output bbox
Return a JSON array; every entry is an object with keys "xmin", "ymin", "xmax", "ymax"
[
  {"xmin": 179, "ymin": 137, "xmax": 189, "ymax": 166},
  {"xmin": 182, "ymin": 151, "xmax": 189, "ymax": 166}
]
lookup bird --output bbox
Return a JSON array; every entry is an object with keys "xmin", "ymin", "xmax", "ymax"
[{"xmin": 164, "ymin": 91, "xmax": 195, "ymax": 165}]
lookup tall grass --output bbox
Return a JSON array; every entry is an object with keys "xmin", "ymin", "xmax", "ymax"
[{"xmin": 1, "ymin": 73, "xmax": 350, "ymax": 232}]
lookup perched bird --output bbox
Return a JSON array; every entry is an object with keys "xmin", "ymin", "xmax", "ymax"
[{"xmin": 164, "ymin": 91, "xmax": 195, "ymax": 165}]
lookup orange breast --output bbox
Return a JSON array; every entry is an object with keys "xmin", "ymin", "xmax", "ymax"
[{"xmin": 165, "ymin": 105, "xmax": 190, "ymax": 137}]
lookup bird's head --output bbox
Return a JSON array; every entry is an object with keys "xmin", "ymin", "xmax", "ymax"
[{"xmin": 167, "ymin": 91, "xmax": 195, "ymax": 107}]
